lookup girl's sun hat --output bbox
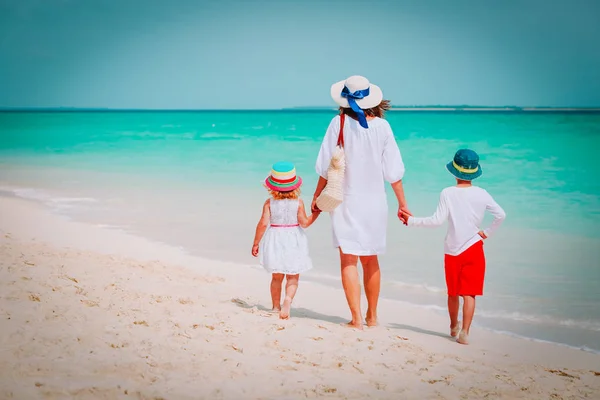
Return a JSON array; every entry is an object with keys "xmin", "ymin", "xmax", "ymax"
[
  {"xmin": 265, "ymin": 161, "xmax": 303, "ymax": 192},
  {"xmin": 330, "ymin": 75, "xmax": 383, "ymax": 129},
  {"xmin": 446, "ymin": 149, "xmax": 483, "ymax": 181}
]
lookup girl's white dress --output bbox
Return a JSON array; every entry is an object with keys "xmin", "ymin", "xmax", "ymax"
[
  {"xmin": 259, "ymin": 198, "xmax": 313, "ymax": 274},
  {"xmin": 315, "ymin": 116, "xmax": 405, "ymax": 256}
]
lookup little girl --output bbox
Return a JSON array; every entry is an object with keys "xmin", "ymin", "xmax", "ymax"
[{"xmin": 251, "ymin": 161, "xmax": 320, "ymax": 320}]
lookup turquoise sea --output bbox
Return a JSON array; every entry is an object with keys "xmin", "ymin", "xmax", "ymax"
[{"xmin": 1, "ymin": 110, "xmax": 599, "ymax": 352}]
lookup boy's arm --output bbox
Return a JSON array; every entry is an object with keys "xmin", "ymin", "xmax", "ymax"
[
  {"xmin": 407, "ymin": 191, "xmax": 449, "ymax": 228},
  {"xmin": 482, "ymin": 195, "xmax": 506, "ymax": 238},
  {"xmin": 298, "ymin": 199, "xmax": 320, "ymax": 228},
  {"xmin": 251, "ymin": 200, "xmax": 271, "ymax": 256}
]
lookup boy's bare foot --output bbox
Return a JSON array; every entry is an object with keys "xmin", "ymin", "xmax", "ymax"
[
  {"xmin": 457, "ymin": 331, "xmax": 469, "ymax": 345},
  {"xmin": 279, "ymin": 297, "xmax": 292, "ymax": 320},
  {"xmin": 450, "ymin": 321, "xmax": 461, "ymax": 337}
]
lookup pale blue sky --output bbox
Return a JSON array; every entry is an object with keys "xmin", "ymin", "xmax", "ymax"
[{"xmin": 1, "ymin": 0, "xmax": 599, "ymax": 108}]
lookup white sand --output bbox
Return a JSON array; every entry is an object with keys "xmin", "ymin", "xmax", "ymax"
[{"xmin": 1, "ymin": 196, "xmax": 599, "ymax": 399}]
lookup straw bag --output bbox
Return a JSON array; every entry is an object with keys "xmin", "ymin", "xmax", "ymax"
[{"xmin": 316, "ymin": 113, "xmax": 346, "ymax": 212}]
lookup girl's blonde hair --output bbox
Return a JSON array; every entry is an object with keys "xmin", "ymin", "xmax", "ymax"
[{"xmin": 269, "ymin": 188, "xmax": 301, "ymax": 200}]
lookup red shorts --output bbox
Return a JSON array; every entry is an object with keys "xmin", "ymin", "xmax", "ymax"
[{"xmin": 444, "ymin": 241, "xmax": 486, "ymax": 297}]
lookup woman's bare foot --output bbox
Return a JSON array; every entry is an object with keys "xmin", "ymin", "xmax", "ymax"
[
  {"xmin": 270, "ymin": 307, "xmax": 281, "ymax": 314},
  {"xmin": 450, "ymin": 321, "xmax": 461, "ymax": 337},
  {"xmin": 457, "ymin": 331, "xmax": 469, "ymax": 345},
  {"xmin": 342, "ymin": 321, "xmax": 364, "ymax": 330},
  {"xmin": 279, "ymin": 297, "xmax": 292, "ymax": 319},
  {"xmin": 365, "ymin": 309, "xmax": 378, "ymax": 327}
]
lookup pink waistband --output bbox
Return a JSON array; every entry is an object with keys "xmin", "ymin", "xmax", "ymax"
[{"xmin": 270, "ymin": 224, "xmax": 299, "ymax": 228}]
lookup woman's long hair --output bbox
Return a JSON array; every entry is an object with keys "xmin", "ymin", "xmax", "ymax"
[{"xmin": 339, "ymin": 99, "xmax": 391, "ymax": 120}]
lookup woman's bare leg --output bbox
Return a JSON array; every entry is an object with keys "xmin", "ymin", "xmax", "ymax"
[
  {"xmin": 359, "ymin": 255, "xmax": 380, "ymax": 327},
  {"xmin": 340, "ymin": 248, "xmax": 362, "ymax": 329},
  {"xmin": 270, "ymin": 273, "xmax": 284, "ymax": 311},
  {"xmin": 280, "ymin": 274, "xmax": 299, "ymax": 319}
]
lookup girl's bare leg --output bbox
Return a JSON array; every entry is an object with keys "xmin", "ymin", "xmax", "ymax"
[
  {"xmin": 270, "ymin": 273, "xmax": 284, "ymax": 311},
  {"xmin": 340, "ymin": 249, "xmax": 363, "ymax": 329},
  {"xmin": 359, "ymin": 255, "xmax": 380, "ymax": 327},
  {"xmin": 280, "ymin": 274, "xmax": 299, "ymax": 319}
]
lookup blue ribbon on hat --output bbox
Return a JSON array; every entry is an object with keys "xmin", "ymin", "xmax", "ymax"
[{"xmin": 341, "ymin": 86, "xmax": 370, "ymax": 128}]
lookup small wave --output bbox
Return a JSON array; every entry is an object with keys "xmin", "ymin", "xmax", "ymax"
[
  {"xmin": 50, "ymin": 197, "xmax": 98, "ymax": 204},
  {"xmin": 480, "ymin": 327, "xmax": 600, "ymax": 355},
  {"xmin": 390, "ymin": 280, "xmax": 446, "ymax": 293},
  {"xmin": 95, "ymin": 224, "xmax": 127, "ymax": 230},
  {"xmin": 1, "ymin": 186, "xmax": 101, "ymax": 212},
  {"xmin": 199, "ymin": 132, "xmax": 245, "ymax": 139},
  {"xmin": 475, "ymin": 310, "xmax": 600, "ymax": 332},
  {"xmin": 1, "ymin": 187, "xmax": 50, "ymax": 202}
]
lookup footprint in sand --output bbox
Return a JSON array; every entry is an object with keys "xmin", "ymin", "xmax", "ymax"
[{"xmin": 80, "ymin": 299, "xmax": 99, "ymax": 307}]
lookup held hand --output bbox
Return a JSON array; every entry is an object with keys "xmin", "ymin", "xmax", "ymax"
[
  {"xmin": 478, "ymin": 231, "xmax": 488, "ymax": 240},
  {"xmin": 251, "ymin": 244, "xmax": 259, "ymax": 257},
  {"xmin": 397, "ymin": 207, "xmax": 412, "ymax": 226},
  {"xmin": 311, "ymin": 197, "xmax": 321, "ymax": 213}
]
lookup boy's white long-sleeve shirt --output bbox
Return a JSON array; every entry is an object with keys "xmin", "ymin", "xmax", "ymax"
[{"xmin": 408, "ymin": 186, "xmax": 506, "ymax": 256}]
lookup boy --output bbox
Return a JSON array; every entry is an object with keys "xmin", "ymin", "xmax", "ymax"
[{"xmin": 400, "ymin": 149, "xmax": 505, "ymax": 345}]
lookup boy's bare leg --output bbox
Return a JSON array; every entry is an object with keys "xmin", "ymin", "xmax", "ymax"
[
  {"xmin": 280, "ymin": 274, "xmax": 299, "ymax": 319},
  {"xmin": 457, "ymin": 295, "xmax": 476, "ymax": 344},
  {"xmin": 270, "ymin": 273, "xmax": 284, "ymax": 311},
  {"xmin": 340, "ymin": 249, "xmax": 363, "ymax": 329},
  {"xmin": 360, "ymin": 255, "xmax": 380, "ymax": 327},
  {"xmin": 448, "ymin": 295, "xmax": 460, "ymax": 336}
]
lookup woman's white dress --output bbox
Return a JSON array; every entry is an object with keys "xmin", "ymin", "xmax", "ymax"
[
  {"xmin": 315, "ymin": 116, "xmax": 405, "ymax": 255},
  {"xmin": 259, "ymin": 199, "xmax": 313, "ymax": 274}
]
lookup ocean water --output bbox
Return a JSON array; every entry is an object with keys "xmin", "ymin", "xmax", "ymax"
[{"xmin": 1, "ymin": 110, "xmax": 599, "ymax": 352}]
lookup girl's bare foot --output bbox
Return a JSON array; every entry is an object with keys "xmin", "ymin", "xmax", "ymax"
[
  {"xmin": 457, "ymin": 331, "xmax": 469, "ymax": 345},
  {"xmin": 450, "ymin": 321, "xmax": 461, "ymax": 337},
  {"xmin": 279, "ymin": 297, "xmax": 292, "ymax": 319}
]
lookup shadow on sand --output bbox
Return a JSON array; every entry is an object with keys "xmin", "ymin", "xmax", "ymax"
[
  {"xmin": 387, "ymin": 322, "xmax": 455, "ymax": 341},
  {"xmin": 231, "ymin": 298, "xmax": 454, "ymax": 339},
  {"xmin": 231, "ymin": 297, "xmax": 348, "ymax": 324}
]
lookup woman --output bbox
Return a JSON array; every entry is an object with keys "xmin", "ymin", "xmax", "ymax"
[{"xmin": 312, "ymin": 75, "xmax": 410, "ymax": 329}]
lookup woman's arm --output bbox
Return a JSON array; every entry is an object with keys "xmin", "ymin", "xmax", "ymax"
[
  {"xmin": 311, "ymin": 176, "xmax": 328, "ymax": 212},
  {"xmin": 251, "ymin": 200, "xmax": 271, "ymax": 256},
  {"xmin": 312, "ymin": 116, "xmax": 339, "ymax": 212},
  {"xmin": 298, "ymin": 199, "xmax": 320, "ymax": 228},
  {"xmin": 390, "ymin": 179, "xmax": 411, "ymax": 217},
  {"xmin": 382, "ymin": 124, "xmax": 410, "ymax": 217}
]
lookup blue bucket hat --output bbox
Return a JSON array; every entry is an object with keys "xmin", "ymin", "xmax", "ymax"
[{"xmin": 446, "ymin": 149, "xmax": 482, "ymax": 180}]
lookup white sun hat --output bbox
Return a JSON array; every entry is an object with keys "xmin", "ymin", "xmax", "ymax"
[{"xmin": 330, "ymin": 75, "xmax": 383, "ymax": 110}]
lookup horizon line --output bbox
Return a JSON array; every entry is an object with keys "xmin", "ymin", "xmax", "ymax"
[{"xmin": 1, "ymin": 105, "xmax": 600, "ymax": 112}]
